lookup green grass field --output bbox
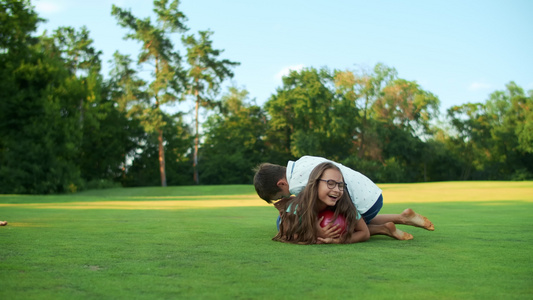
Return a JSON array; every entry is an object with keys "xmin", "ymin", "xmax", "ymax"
[{"xmin": 1, "ymin": 182, "xmax": 532, "ymax": 299}]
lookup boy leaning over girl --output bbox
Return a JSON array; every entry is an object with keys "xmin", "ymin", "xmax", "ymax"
[{"xmin": 254, "ymin": 155, "xmax": 434, "ymax": 240}]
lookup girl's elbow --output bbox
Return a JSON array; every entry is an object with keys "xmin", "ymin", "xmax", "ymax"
[
  {"xmin": 358, "ymin": 227, "xmax": 370, "ymax": 242},
  {"xmin": 362, "ymin": 230, "xmax": 370, "ymax": 242}
]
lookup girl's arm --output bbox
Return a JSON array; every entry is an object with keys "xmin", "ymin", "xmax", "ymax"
[
  {"xmin": 317, "ymin": 218, "xmax": 370, "ymax": 244},
  {"xmin": 345, "ymin": 218, "xmax": 370, "ymax": 243}
]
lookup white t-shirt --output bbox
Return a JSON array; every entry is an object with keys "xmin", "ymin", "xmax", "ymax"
[{"xmin": 286, "ymin": 156, "xmax": 382, "ymax": 214}]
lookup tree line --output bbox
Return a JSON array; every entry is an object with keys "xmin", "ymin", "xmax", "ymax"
[{"xmin": 1, "ymin": 0, "xmax": 532, "ymax": 194}]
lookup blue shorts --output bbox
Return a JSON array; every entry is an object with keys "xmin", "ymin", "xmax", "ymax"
[
  {"xmin": 275, "ymin": 194, "xmax": 384, "ymax": 229},
  {"xmin": 361, "ymin": 194, "xmax": 383, "ymax": 224}
]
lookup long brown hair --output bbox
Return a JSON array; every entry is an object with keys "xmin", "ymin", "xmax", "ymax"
[{"xmin": 273, "ymin": 162, "xmax": 359, "ymax": 244}]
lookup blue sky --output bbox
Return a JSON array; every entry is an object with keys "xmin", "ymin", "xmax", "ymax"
[{"xmin": 33, "ymin": 0, "xmax": 533, "ymax": 114}]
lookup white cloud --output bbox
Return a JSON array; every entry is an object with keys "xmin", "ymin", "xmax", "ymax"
[
  {"xmin": 274, "ymin": 64, "xmax": 305, "ymax": 82},
  {"xmin": 33, "ymin": 0, "xmax": 67, "ymax": 14},
  {"xmin": 468, "ymin": 82, "xmax": 491, "ymax": 91}
]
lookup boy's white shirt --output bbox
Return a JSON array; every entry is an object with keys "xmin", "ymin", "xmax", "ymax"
[{"xmin": 286, "ymin": 156, "xmax": 382, "ymax": 214}]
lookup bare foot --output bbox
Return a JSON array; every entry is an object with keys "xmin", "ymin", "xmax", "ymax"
[
  {"xmin": 384, "ymin": 222, "xmax": 413, "ymax": 240},
  {"xmin": 402, "ymin": 208, "xmax": 434, "ymax": 231},
  {"xmin": 0, "ymin": 221, "xmax": 7, "ymax": 226}
]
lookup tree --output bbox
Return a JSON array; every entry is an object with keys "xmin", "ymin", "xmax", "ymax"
[
  {"xmin": 375, "ymin": 79, "xmax": 440, "ymax": 136},
  {"xmin": 334, "ymin": 63, "xmax": 397, "ymax": 159},
  {"xmin": 106, "ymin": 51, "xmax": 149, "ymax": 178},
  {"xmin": 447, "ymin": 103, "xmax": 493, "ymax": 179},
  {"xmin": 112, "ymin": 0, "xmax": 188, "ymax": 186},
  {"xmin": 0, "ymin": 0, "xmax": 41, "ymax": 52},
  {"xmin": 41, "ymin": 26, "xmax": 102, "ymax": 75},
  {"xmin": 0, "ymin": 1, "xmax": 84, "ymax": 193},
  {"xmin": 422, "ymin": 127, "xmax": 470, "ymax": 182},
  {"xmin": 108, "ymin": 51, "xmax": 148, "ymax": 112},
  {"xmin": 182, "ymin": 30, "xmax": 240, "ymax": 184},
  {"xmin": 446, "ymin": 82, "xmax": 533, "ymax": 180},
  {"xmin": 375, "ymin": 79, "xmax": 440, "ymax": 181},
  {"xmin": 123, "ymin": 112, "xmax": 193, "ymax": 187},
  {"xmin": 334, "ymin": 63, "xmax": 440, "ymax": 182},
  {"xmin": 265, "ymin": 67, "xmax": 358, "ymax": 163},
  {"xmin": 485, "ymin": 82, "xmax": 533, "ymax": 179},
  {"xmin": 39, "ymin": 26, "xmax": 123, "ymax": 184},
  {"xmin": 200, "ymin": 87, "xmax": 267, "ymax": 184}
]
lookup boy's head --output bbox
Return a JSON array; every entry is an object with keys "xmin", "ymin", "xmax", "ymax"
[{"xmin": 253, "ymin": 163, "xmax": 290, "ymax": 203}]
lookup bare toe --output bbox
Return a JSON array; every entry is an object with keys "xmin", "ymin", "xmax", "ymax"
[
  {"xmin": 385, "ymin": 222, "xmax": 413, "ymax": 240},
  {"xmin": 403, "ymin": 208, "xmax": 434, "ymax": 231}
]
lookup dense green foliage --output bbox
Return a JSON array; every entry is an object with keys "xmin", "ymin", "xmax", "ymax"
[
  {"xmin": 1, "ymin": 0, "xmax": 532, "ymax": 194},
  {"xmin": 111, "ymin": 0, "xmax": 188, "ymax": 187},
  {"xmin": 182, "ymin": 29, "xmax": 240, "ymax": 184}
]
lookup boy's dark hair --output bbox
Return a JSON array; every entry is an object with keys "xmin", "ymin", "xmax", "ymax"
[{"xmin": 253, "ymin": 163, "xmax": 287, "ymax": 203}]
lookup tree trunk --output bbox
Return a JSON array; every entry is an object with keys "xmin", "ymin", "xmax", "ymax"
[
  {"xmin": 358, "ymin": 96, "xmax": 369, "ymax": 158},
  {"xmin": 423, "ymin": 162, "xmax": 427, "ymax": 182},
  {"xmin": 154, "ymin": 55, "xmax": 166, "ymax": 187},
  {"xmin": 193, "ymin": 89, "xmax": 200, "ymax": 184},
  {"xmin": 158, "ymin": 129, "xmax": 167, "ymax": 187}
]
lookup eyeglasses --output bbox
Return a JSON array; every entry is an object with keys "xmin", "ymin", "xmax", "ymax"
[{"xmin": 319, "ymin": 179, "xmax": 345, "ymax": 191}]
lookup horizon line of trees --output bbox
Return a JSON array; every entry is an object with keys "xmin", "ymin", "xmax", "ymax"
[{"xmin": 1, "ymin": 0, "xmax": 532, "ymax": 194}]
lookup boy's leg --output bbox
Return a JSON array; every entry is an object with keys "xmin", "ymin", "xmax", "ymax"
[
  {"xmin": 362, "ymin": 195, "xmax": 434, "ymax": 231},
  {"xmin": 361, "ymin": 197, "xmax": 413, "ymax": 240},
  {"xmin": 369, "ymin": 208, "xmax": 434, "ymax": 231},
  {"xmin": 368, "ymin": 222, "xmax": 413, "ymax": 240}
]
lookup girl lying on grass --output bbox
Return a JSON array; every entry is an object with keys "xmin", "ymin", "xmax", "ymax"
[
  {"xmin": 273, "ymin": 162, "xmax": 370, "ymax": 244},
  {"xmin": 255, "ymin": 155, "xmax": 434, "ymax": 240}
]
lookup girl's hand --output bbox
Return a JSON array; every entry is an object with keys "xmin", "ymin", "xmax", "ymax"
[
  {"xmin": 317, "ymin": 237, "xmax": 341, "ymax": 244},
  {"xmin": 316, "ymin": 216, "xmax": 342, "ymax": 239}
]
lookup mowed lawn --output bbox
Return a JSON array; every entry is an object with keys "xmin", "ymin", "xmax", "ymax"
[{"xmin": 1, "ymin": 182, "xmax": 532, "ymax": 299}]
